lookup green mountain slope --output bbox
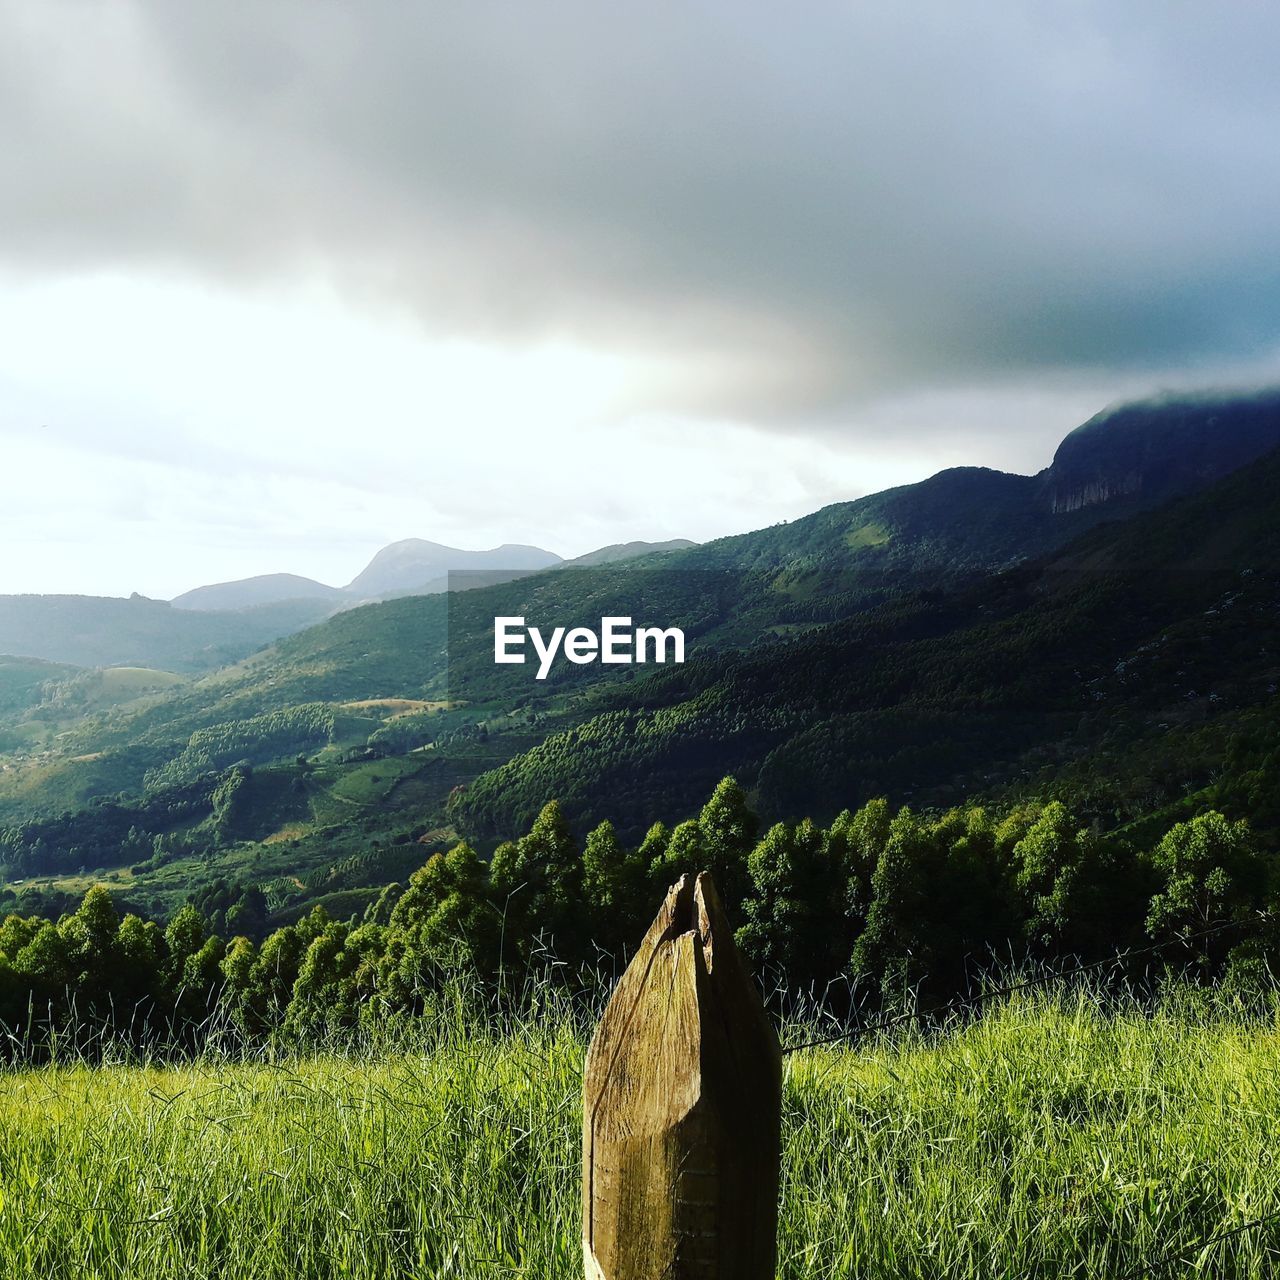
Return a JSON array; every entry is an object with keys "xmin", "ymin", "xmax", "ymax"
[
  {"xmin": 675, "ymin": 387, "xmax": 1280, "ymax": 578},
  {"xmin": 453, "ymin": 444, "xmax": 1280, "ymax": 838},
  {"xmin": 114, "ymin": 389, "xmax": 1280, "ymax": 727},
  {"xmin": 560, "ymin": 538, "xmax": 697, "ymax": 566},
  {"xmin": 0, "ymin": 655, "xmax": 78, "ymax": 715}
]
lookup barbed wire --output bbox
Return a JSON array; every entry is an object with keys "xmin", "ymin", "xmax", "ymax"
[
  {"xmin": 1116, "ymin": 1205, "xmax": 1280, "ymax": 1279},
  {"xmin": 780, "ymin": 910, "xmax": 1272, "ymax": 1054}
]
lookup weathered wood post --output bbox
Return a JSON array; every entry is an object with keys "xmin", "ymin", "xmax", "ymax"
[{"xmin": 583, "ymin": 871, "xmax": 782, "ymax": 1280}]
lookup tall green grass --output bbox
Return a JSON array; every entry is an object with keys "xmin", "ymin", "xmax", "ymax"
[{"xmin": 0, "ymin": 986, "xmax": 1277, "ymax": 1277}]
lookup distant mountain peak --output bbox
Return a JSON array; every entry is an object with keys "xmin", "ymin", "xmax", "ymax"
[
  {"xmin": 344, "ymin": 540, "xmax": 563, "ymax": 598},
  {"xmin": 172, "ymin": 573, "xmax": 339, "ymax": 612},
  {"xmin": 147, "ymin": 387, "xmax": 1280, "ymax": 642},
  {"xmin": 170, "ymin": 537, "xmax": 696, "ymax": 614}
]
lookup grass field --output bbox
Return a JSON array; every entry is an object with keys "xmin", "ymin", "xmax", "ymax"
[{"xmin": 0, "ymin": 989, "xmax": 1278, "ymax": 1278}]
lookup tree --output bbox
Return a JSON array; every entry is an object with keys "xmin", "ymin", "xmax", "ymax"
[
  {"xmin": 225, "ymin": 886, "xmax": 268, "ymax": 942},
  {"xmin": 1147, "ymin": 812, "xmax": 1267, "ymax": 959},
  {"xmin": 653, "ymin": 819, "xmax": 704, "ymax": 886},
  {"xmin": 636, "ymin": 821, "xmax": 670, "ymax": 872},
  {"xmin": 653, "ymin": 778, "xmax": 758, "ymax": 909},
  {"xmin": 163, "ymin": 904, "xmax": 224, "ymax": 1021},
  {"xmin": 241, "ymin": 923, "xmax": 308, "ymax": 1034},
  {"xmin": 387, "ymin": 842, "xmax": 499, "ymax": 983},
  {"xmin": 695, "ymin": 777, "xmax": 758, "ymax": 908},
  {"xmin": 852, "ymin": 807, "xmax": 941, "ymax": 1004},
  {"xmin": 58, "ymin": 886, "xmax": 120, "ymax": 1003},
  {"xmin": 833, "ymin": 799, "xmax": 892, "ymax": 938},
  {"xmin": 287, "ymin": 920, "xmax": 369, "ymax": 1039},
  {"xmin": 115, "ymin": 912, "xmax": 165, "ymax": 1013},
  {"xmin": 489, "ymin": 801, "xmax": 583, "ymax": 960},
  {"xmin": 183, "ymin": 937, "xmax": 227, "ymax": 1014},
  {"xmin": 1013, "ymin": 802, "xmax": 1104, "ymax": 954},
  {"xmin": 220, "ymin": 934, "xmax": 258, "ymax": 1032},
  {"xmin": 14, "ymin": 921, "xmax": 72, "ymax": 1004},
  {"xmin": 209, "ymin": 764, "xmax": 252, "ymax": 845},
  {"xmin": 737, "ymin": 818, "xmax": 845, "ymax": 987},
  {"xmin": 364, "ymin": 882, "xmax": 404, "ymax": 926},
  {"xmin": 163, "ymin": 904, "xmax": 206, "ymax": 991},
  {"xmin": 582, "ymin": 820, "xmax": 650, "ymax": 953}
]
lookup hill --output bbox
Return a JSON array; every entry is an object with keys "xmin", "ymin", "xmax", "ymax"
[
  {"xmin": 169, "ymin": 539, "xmax": 686, "ymax": 614},
  {"xmin": 18, "ymin": 388, "xmax": 1277, "ymax": 675},
  {"xmin": 172, "ymin": 574, "xmax": 342, "ymax": 611},
  {"xmin": 0, "ymin": 595, "xmax": 335, "ymax": 673},
  {"xmin": 160, "ymin": 387, "xmax": 1280, "ymax": 726},
  {"xmin": 675, "ymin": 387, "xmax": 1280, "ymax": 581},
  {"xmin": 561, "ymin": 538, "xmax": 697, "ymax": 567},
  {"xmin": 0, "ymin": 654, "xmax": 78, "ymax": 716}
]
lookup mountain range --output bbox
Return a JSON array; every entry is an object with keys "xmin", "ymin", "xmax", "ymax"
[
  {"xmin": 173, "ymin": 540, "xmax": 566, "ymax": 612},
  {"xmin": 5, "ymin": 388, "xmax": 1278, "ymax": 675},
  {"xmin": 1, "ymin": 386, "xmax": 1278, "ymax": 921},
  {"xmin": 0, "ymin": 539, "xmax": 695, "ymax": 671},
  {"xmin": 676, "ymin": 387, "xmax": 1280, "ymax": 579},
  {"xmin": 172, "ymin": 537, "xmax": 702, "ymax": 612}
]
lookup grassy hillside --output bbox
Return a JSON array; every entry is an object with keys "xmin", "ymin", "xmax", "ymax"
[
  {"xmin": 31, "ymin": 393, "xmax": 1280, "ymax": 760},
  {"xmin": 1, "ymin": 989, "xmax": 1277, "ymax": 1278}
]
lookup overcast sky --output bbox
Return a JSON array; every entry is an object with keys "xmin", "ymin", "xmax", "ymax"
[{"xmin": 3, "ymin": 2, "xmax": 1280, "ymax": 597}]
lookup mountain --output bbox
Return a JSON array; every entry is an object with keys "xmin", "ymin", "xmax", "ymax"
[
  {"xmin": 344, "ymin": 540, "xmax": 562, "ymax": 598},
  {"xmin": 7, "ymin": 538, "xmax": 670, "ymax": 674},
  {"xmin": 33, "ymin": 386, "xmax": 1280, "ymax": 747},
  {"xmin": 170, "ymin": 539, "xmax": 686, "ymax": 613},
  {"xmin": 561, "ymin": 539, "xmax": 697, "ymax": 567},
  {"xmin": 165, "ymin": 383, "xmax": 1280, "ymax": 631},
  {"xmin": 6, "ymin": 435, "xmax": 1277, "ymax": 922},
  {"xmin": 172, "ymin": 542, "xmax": 565, "ymax": 612},
  {"xmin": 172, "ymin": 574, "xmax": 342, "ymax": 611},
  {"xmin": 455, "ymin": 441, "xmax": 1280, "ymax": 837},
  {"xmin": 678, "ymin": 388, "xmax": 1280, "ymax": 581},
  {"xmin": 1042, "ymin": 387, "xmax": 1280, "ymax": 513},
  {"xmin": 166, "ymin": 387, "xmax": 1280, "ymax": 623}
]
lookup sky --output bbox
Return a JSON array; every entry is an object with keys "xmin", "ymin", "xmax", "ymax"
[{"xmin": 3, "ymin": 2, "xmax": 1280, "ymax": 598}]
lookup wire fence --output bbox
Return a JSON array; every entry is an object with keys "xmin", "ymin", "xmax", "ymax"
[{"xmin": 779, "ymin": 910, "xmax": 1272, "ymax": 1054}]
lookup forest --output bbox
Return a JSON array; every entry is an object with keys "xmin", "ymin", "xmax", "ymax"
[{"xmin": 0, "ymin": 775, "xmax": 1273, "ymax": 1055}]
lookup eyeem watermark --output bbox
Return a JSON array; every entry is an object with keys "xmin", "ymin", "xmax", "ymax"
[{"xmin": 494, "ymin": 616, "xmax": 685, "ymax": 680}]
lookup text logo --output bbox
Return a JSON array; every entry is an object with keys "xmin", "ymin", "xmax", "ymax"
[{"xmin": 494, "ymin": 616, "xmax": 685, "ymax": 680}]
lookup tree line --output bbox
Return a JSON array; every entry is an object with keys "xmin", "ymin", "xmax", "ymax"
[{"xmin": 0, "ymin": 777, "xmax": 1274, "ymax": 1053}]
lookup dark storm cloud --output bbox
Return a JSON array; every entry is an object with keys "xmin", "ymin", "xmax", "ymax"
[{"xmin": 3, "ymin": 1, "xmax": 1280, "ymax": 417}]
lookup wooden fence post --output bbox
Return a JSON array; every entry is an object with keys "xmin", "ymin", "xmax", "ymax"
[{"xmin": 583, "ymin": 871, "xmax": 782, "ymax": 1280}]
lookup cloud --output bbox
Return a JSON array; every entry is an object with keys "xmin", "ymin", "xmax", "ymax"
[{"xmin": 4, "ymin": 1, "xmax": 1280, "ymax": 424}]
